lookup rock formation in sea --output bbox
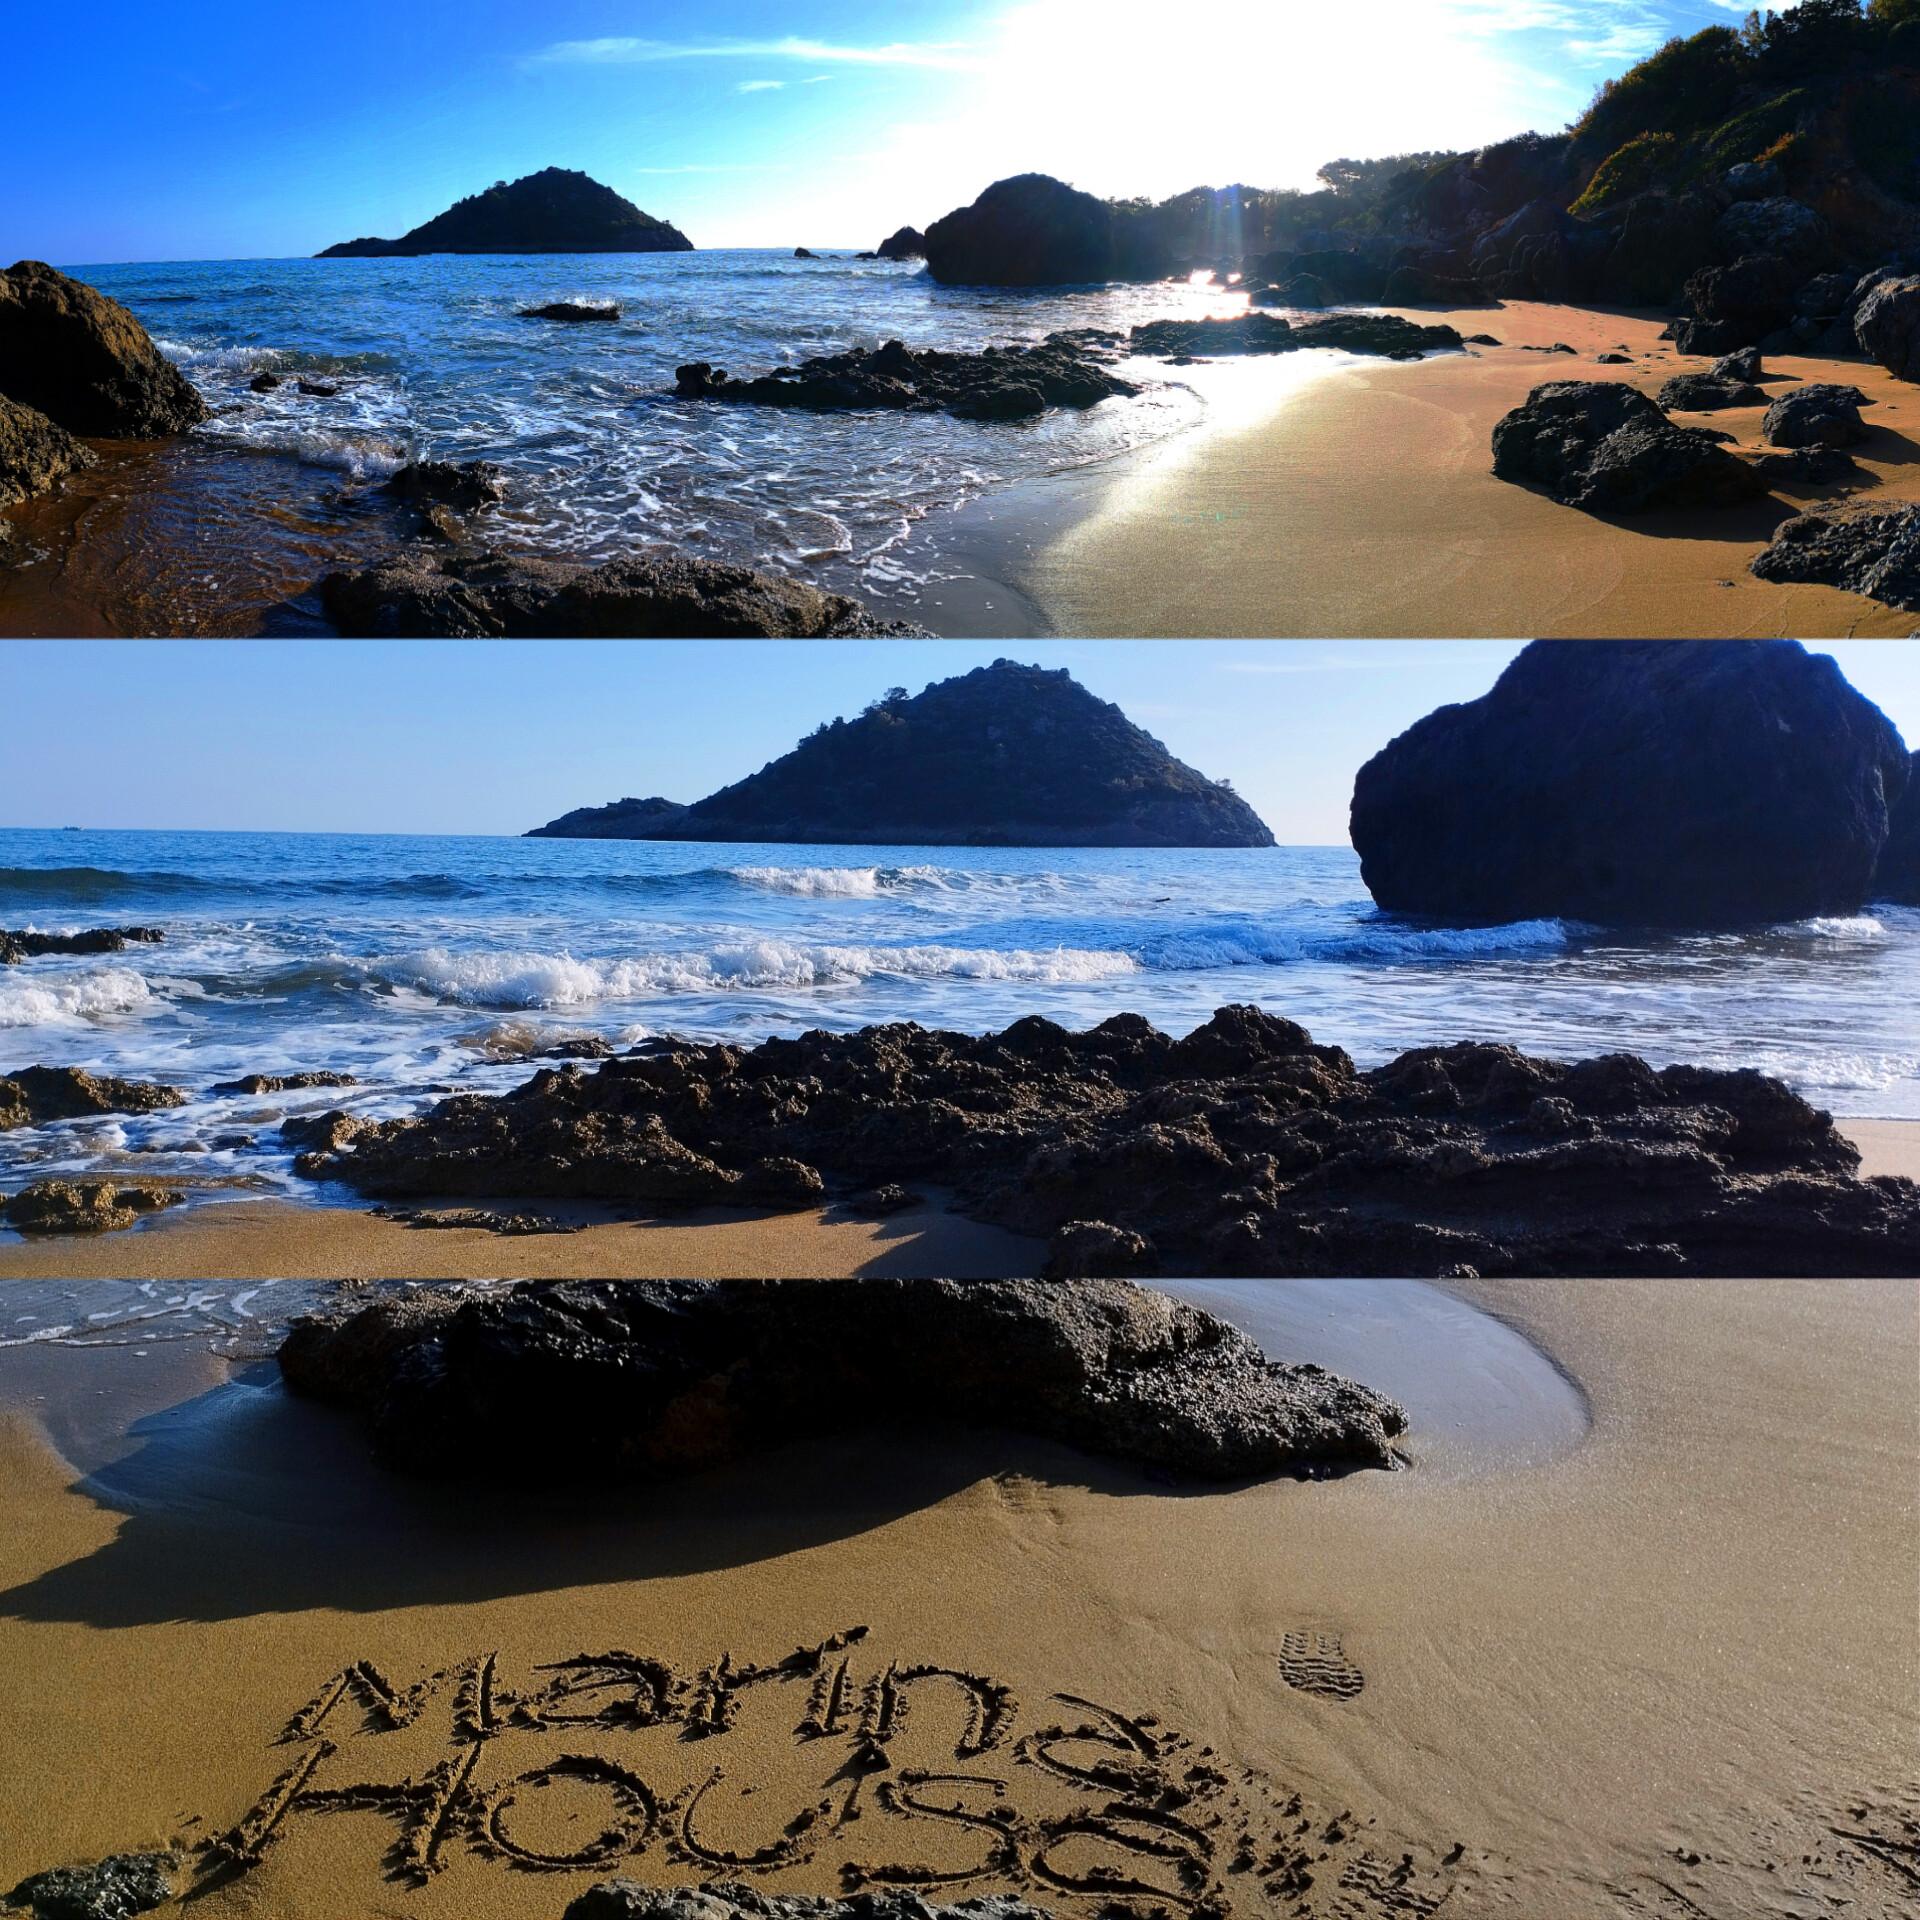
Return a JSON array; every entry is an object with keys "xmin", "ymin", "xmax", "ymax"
[
  {"xmin": 525, "ymin": 659, "xmax": 1276, "ymax": 846},
  {"xmin": 0, "ymin": 261, "xmax": 206, "ymax": 438},
  {"xmin": 321, "ymin": 548, "xmax": 927, "ymax": 639},
  {"xmin": 526, "ymin": 797, "xmax": 690, "ymax": 840},
  {"xmin": 284, "ymin": 1004, "xmax": 1920, "ymax": 1278},
  {"xmin": 1750, "ymin": 502, "xmax": 1920, "ymax": 611},
  {"xmin": 874, "ymin": 225, "xmax": 927, "ymax": 260},
  {"xmin": 276, "ymin": 1277, "xmax": 1409, "ymax": 1480},
  {"xmin": 316, "ymin": 168, "xmax": 692, "ymax": 258},
  {"xmin": 0, "ymin": 926, "xmax": 163, "ymax": 964},
  {"xmin": 1876, "ymin": 752, "xmax": 1920, "ymax": 903},
  {"xmin": 0, "ymin": 1178, "xmax": 183, "ymax": 1235},
  {"xmin": 1350, "ymin": 639, "xmax": 1910, "ymax": 927},
  {"xmin": 0, "ymin": 1065, "xmax": 186, "ymax": 1131}
]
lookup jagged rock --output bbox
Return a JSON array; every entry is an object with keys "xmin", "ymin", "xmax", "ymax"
[
  {"xmin": 673, "ymin": 336, "xmax": 1137, "ymax": 422},
  {"xmin": 321, "ymin": 547, "xmax": 926, "ymax": 639},
  {"xmin": 248, "ymin": 372, "xmax": 281, "ymax": 393},
  {"xmin": 0, "ymin": 395, "xmax": 93, "ymax": 508},
  {"xmin": 527, "ymin": 658, "xmax": 1274, "ymax": 846},
  {"xmin": 875, "ymin": 226, "xmax": 926, "ymax": 260},
  {"xmin": 1854, "ymin": 275, "xmax": 1920, "ymax": 381},
  {"xmin": 527, "ymin": 796, "xmax": 690, "ymax": 840},
  {"xmin": 285, "ymin": 1005, "xmax": 1920, "ymax": 1277},
  {"xmin": 1490, "ymin": 382, "xmax": 1769, "ymax": 514},
  {"xmin": 296, "ymin": 380, "xmax": 338, "ymax": 397},
  {"xmin": 0, "ymin": 262, "xmax": 206, "ymax": 438},
  {"xmin": 1714, "ymin": 197, "xmax": 1828, "ymax": 272},
  {"xmin": 1128, "ymin": 313, "xmax": 1462, "ymax": 361},
  {"xmin": 1751, "ymin": 503, "xmax": 1920, "ymax": 612},
  {"xmin": 1763, "ymin": 382, "xmax": 1871, "ymax": 448},
  {"xmin": 0, "ymin": 926, "xmax": 162, "ymax": 963},
  {"xmin": 319, "ymin": 169, "xmax": 690, "ymax": 257},
  {"xmin": 279, "ymin": 1276, "xmax": 1409, "ymax": 1481},
  {"xmin": 0, "ymin": 1065, "xmax": 186, "ymax": 1131},
  {"xmin": 1710, "ymin": 347, "xmax": 1769, "ymax": 383},
  {"xmin": 1875, "ymin": 752, "xmax": 1920, "ymax": 903},
  {"xmin": 517, "ymin": 302, "xmax": 621, "ymax": 322},
  {"xmin": 1797, "ymin": 271, "xmax": 1856, "ymax": 319},
  {"xmin": 1675, "ymin": 254, "xmax": 1800, "ymax": 356},
  {"xmin": 1, "ymin": 1180, "xmax": 183, "ymax": 1235},
  {"xmin": 1657, "ymin": 371, "xmax": 1766, "ymax": 411},
  {"xmin": 1043, "ymin": 1220, "xmax": 1158, "ymax": 1278},
  {"xmin": 3, "ymin": 1851, "xmax": 177, "ymax": 1920},
  {"xmin": 1350, "ymin": 640, "xmax": 1911, "ymax": 928},
  {"xmin": 381, "ymin": 460, "xmax": 507, "ymax": 511},
  {"xmin": 207, "ymin": 1071, "xmax": 358, "ymax": 1096},
  {"xmin": 566, "ymin": 1889, "xmax": 1053, "ymax": 1920}
]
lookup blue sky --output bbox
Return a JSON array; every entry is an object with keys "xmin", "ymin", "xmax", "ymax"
[
  {"xmin": 0, "ymin": 639, "xmax": 1911, "ymax": 841},
  {"xmin": 7, "ymin": 2, "xmax": 1803, "ymax": 264}
]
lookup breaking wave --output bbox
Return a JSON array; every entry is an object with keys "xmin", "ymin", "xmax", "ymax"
[{"xmin": 0, "ymin": 968, "xmax": 157, "ymax": 1028}]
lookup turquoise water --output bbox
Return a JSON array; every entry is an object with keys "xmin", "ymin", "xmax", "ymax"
[{"xmin": 3, "ymin": 827, "xmax": 1917, "ymax": 1196}]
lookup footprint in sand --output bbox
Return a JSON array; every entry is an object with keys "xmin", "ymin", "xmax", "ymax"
[{"xmin": 1276, "ymin": 1631, "xmax": 1365, "ymax": 1700}]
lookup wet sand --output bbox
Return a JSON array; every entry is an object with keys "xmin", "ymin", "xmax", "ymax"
[
  {"xmin": 0, "ymin": 1277, "xmax": 1913, "ymax": 1918},
  {"xmin": 1023, "ymin": 302, "xmax": 1920, "ymax": 638}
]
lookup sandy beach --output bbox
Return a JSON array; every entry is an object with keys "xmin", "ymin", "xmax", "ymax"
[
  {"xmin": 1024, "ymin": 302, "xmax": 1920, "ymax": 639},
  {"xmin": 0, "ymin": 1275, "xmax": 1912, "ymax": 1920}
]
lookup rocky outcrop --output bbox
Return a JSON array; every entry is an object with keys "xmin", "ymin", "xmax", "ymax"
[
  {"xmin": 923, "ymin": 175, "xmax": 1124, "ymax": 286},
  {"xmin": 0, "ymin": 261, "xmax": 206, "ymax": 438},
  {"xmin": 1750, "ymin": 503, "xmax": 1920, "ymax": 612},
  {"xmin": 1128, "ymin": 312, "xmax": 1463, "ymax": 361},
  {"xmin": 320, "ymin": 548, "xmax": 927, "ymax": 639},
  {"xmin": 875, "ymin": 226, "xmax": 926, "ymax": 260},
  {"xmin": 0, "ymin": 1065, "xmax": 186, "ymax": 1131},
  {"xmin": 3, "ymin": 1851, "xmax": 177, "ymax": 1920},
  {"xmin": 318, "ymin": 169, "xmax": 691, "ymax": 257},
  {"xmin": 1854, "ymin": 275, "xmax": 1920, "ymax": 381},
  {"xmin": 1490, "ymin": 382, "xmax": 1769, "ymax": 514},
  {"xmin": 1, "ymin": 1180, "xmax": 183, "ymax": 1235},
  {"xmin": 1674, "ymin": 254, "xmax": 1802, "ymax": 356},
  {"xmin": 206, "ymin": 1071, "xmax": 358, "ymax": 1096},
  {"xmin": 277, "ymin": 1277, "xmax": 1409, "ymax": 1480},
  {"xmin": 285, "ymin": 1005, "xmax": 1920, "ymax": 1277},
  {"xmin": 517, "ymin": 302, "xmax": 621, "ymax": 322},
  {"xmin": 529, "ymin": 659, "xmax": 1274, "ymax": 846},
  {"xmin": 382, "ymin": 460, "xmax": 507, "ymax": 511},
  {"xmin": 0, "ymin": 926, "xmax": 163, "ymax": 963},
  {"xmin": 673, "ymin": 336, "xmax": 1138, "ymax": 423},
  {"xmin": 1763, "ymin": 382, "xmax": 1871, "ymax": 448},
  {"xmin": 0, "ymin": 395, "xmax": 93, "ymax": 508},
  {"xmin": 1350, "ymin": 640, "xmax": 1910, "ymax": 927},
  {"xmin": 527, "ymin": 797, "xmax": 690, "ymax": 840},
  {"xmin": 1875, "ymin": 753, "xmax": 1920, "ymax": 904}
]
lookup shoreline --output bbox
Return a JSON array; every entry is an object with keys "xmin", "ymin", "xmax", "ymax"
[{"xmin": 0, "ymin": 1276, "xmax": 1912, "ymax": 1916}]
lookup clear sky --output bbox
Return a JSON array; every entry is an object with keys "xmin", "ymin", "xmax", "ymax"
[
  {"xmin": 7, "ymin": 2, "xmax": 1802, "ymax": 264},
  {"xmin": 1, "ymin": 639, "xmax": 1912, "ymax": 843}
]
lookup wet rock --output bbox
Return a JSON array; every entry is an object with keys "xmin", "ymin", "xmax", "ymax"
[
  {"xmin": 1657, "ymin": 372, "xmax": 1766, "ymax": 411},
  {"xmin": 381, "ymin": 459, "xmax": 507, "ymax": 511},
  {"xmin": 373, "ymin": 1204, "xmax": 582, "ymax": 1235},
  {"xmin": 673, "ymin": 334, "xmax": 1137, "ymax": 422},
  {"xmin": 1044, "ymin": 1219, "xmax": 1158, "ymax": 1278},
  {"xmin": 296, "ymin": 379, "xmax": 339, "ymax": 397},
  {"xmin": 1350, "ymin": 640, "xmax": 1912, "ymax": 928},
  {"xmin": 517, "ymin": 301, "xmax": 620, "ymax": 322},
  {"xmin": 321, "ymin": 547, "xmax": 928, "ymax": 638},
  {"xmin": 248, "ymin": 372, "xmax": 281, "ymax": 392},
  {"xmin": 207, "ymin": 1071, "xmax": 359, "ymax": 1096},
  {"xmin": 0, "ymin": 395, "xmax": 93, "ymax": 508},
  {"xmin": 0, "ymin": 1065, "xmax": 187, "ymax": 1131},
  {"xmin": 1853, "ymin": 275, "xmax": 1920, "ymax": 381},
  {"xmin": 0, "ymin": 926, "xmax": 163, "ymax": 963},
  {"xmin": 1, "ymin": 1179, "xmax": 184, "ymax": 1235},
  {"xmin": 1763, "ymin": 383, "xmax": 1871, "ymax": 449},
  {"xmin": 1490, "ymin": 382, "xmax": 1769, "ymax": 514},
  {"xmin": 286, "ymin": 1003, "xmax": 1920, "ymax": 1277},
  {"xmin": 1129, "ymin": 313, "xmax": 1462, "ymax": 361},
  {"xmin": 1875, "ymin": 753, "xmax": 1920, "ymax": 904},
  {"xmin": 567, "ymin": 1886, "xmax": 1051, "ymax": 1920},
  {"xmin": 1751, "ymin": 503, "xmax": 1920, "ymax": 612},
  {"xmin": 0, "ymin": 261, "xmax": 207, "ymax": 437},
  {"xmin": 279, "ymin": 1276, "xmax": 1409, "ymax": 1480},
  {"xmin": 4, "ymin": 1851, "xmax": 177, "ymax": 1920},
  {"xmin": 875, "ymin": 226, "xmax": 926, "ymax": 261}
]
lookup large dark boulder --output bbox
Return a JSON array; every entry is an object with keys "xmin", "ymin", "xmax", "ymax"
[
  {"xmin": 1763, "ymin": 382, "xmax": 1872, "ymax": 448},
  {"xmin": 1657, "ymin": 371, "xmax": 1767, "ymax": 411},
  {"xmin": 1128, "ymin": 313, "xmax": 1461, "ymax": 361},
  {"xmin": 1751, "ymin": 503, "xmax": 1920, "ymax": 612},
  {"xmin": 1714, "ymin": 197, "xmax": 1828, "ymax": 273},
  {"xmin": 0, "ymin": 1065, "xmax": 186, "ymax": 1132},
  {"xmin": 0, "ymin": 261, "xmax": 207, "ymax": 437},
  {"xmin": 1600, "ymin": 190, "xmax": 1722, "ymax": 307},
  {"xmin": 875, "ymin": 225, "xmax": 926, "ymax": 260},
  {"xmin": 278, "ymin": 1279, "xmax": 1409, "ymax": 1481},
  {"xmin": 1490, "ymin": 381, "xmax": 1769, "ymax": 515},
  {"xmin": 319, "ymin": 168, "xmax": 690, "ymax": 257},
  {"xmin": 924, "ymin": 174, "xmax": 1118, "ymax": 286},
  {"xmin": 1470, "ymin": 197, "xmax": 1582, "ymax": 300},
  {"xmin": 1349, "ymin": 640, "xmax": 1911, "ymax": 928},
  {"xmin": 0, "ymin": 395, "xmax": 93, "ymax": 508},
  {"xmin": 1675, "ymin": 253, "xmax": 1800, "ymax": 356},
  {"xmin": 1854, "ymin": 275, "xmax": 1920, "ymax": 381},
  {"xmin": 320, "ymin": 547, "xmax": 927, "ymax": 638},
  {"xmin": 1262, "ymin": 249, "xmax": 1386, "ymax": 302},
  {"xmin": 1876, "ymin": 753, "xmax": 1920, "ymax": 904}
]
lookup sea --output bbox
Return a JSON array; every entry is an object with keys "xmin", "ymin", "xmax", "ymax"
[
  {"xmin": 63, "ymin": 250, "xmax": 1306, "ymax": 623},
  {"xmin": 3, "ymin": 828, "xmax": 1917, "ymax": 1202}
]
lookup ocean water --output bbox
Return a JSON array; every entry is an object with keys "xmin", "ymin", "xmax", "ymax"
[
  {"xmin": 3, "ymin": 828, "xmax": 1917, "ymax": 1200},
  {"xmin": 71, "ymin": 251, "xmax": 1298, "ymax": 613}
]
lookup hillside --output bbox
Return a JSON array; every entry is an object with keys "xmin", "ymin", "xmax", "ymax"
[
  {"xmin": 527, "ymin": 797, "xmax": 690, "ymax": 840},
  {"xmin": 527, "ymin": 661, "xmax": 1276, "ymax": 847},
  {"xmin": 319, "ymin": 168, "xmax": 692, "ymax": 258}
]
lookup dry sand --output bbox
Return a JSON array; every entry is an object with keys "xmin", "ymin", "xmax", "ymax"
[
  {"xmin": 0, "ymin": 1277, "xmax": 1913, "ymax": 1919},
  {"xmin": 1028, "ymin": 302, "xmax": 1920, "ymax": 638}
]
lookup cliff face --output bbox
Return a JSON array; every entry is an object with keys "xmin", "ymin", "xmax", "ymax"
[
  {"xmin": 528, "ymin": 661, "xmax": 1276, "ymax": 847},
  {"xmin": 319, "ymin": 168, "xmax": 692, "ymax": 258}
]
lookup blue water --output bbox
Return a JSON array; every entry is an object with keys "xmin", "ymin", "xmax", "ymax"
[
  {"xmin": 3, "ymin": 829, "xmax": 1917, "ymax": 1198},
  {"xmin": 72, "ymin": 252, "xmax": 1280, "ymax": 610}
]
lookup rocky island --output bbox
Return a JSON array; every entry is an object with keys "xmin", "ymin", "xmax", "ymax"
[
  {"xmin": 527, "ymin": 660, "xmax": 1276, "ymax": 847},
  {"xmin": 317, "ymin": 167, "xmax": 692, "ymax": 257}
]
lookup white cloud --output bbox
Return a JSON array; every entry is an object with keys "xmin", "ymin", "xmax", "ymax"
[
  {"xmin": 525, "ymin": 35, "xmax": 980, "ymax": 73},
  {"xmin": 737, "ymin": 79, "xmax": 785, "ymax": 93}
]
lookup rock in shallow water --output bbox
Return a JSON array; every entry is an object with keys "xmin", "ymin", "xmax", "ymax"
[
  {"xmin": 1, "ymin": 1179, "xmax": 183, "ymax": 1234},
  {"xmin": 287, "ymin": 1003, "xmax": 1920, "ymax": 1277},
  {"xmin": 277, "ymin": 1277, "xmax": 1409, "ymax": 1480},
  {"xmin": 0, "ymin": 1065, "xmax": 186, "ymax": 1131},
  {"xmin": 0, "ymin": 926, "xmax": 163, "ymax": 963},
  {"xmin": 0, "ymin": 394, "xmax": 93, "ymax": 509},
  {"xmin": 1350, "ymin": 640, "xmax": 1910, "ymax": 928}
]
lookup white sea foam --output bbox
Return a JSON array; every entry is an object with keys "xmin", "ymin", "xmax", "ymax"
[
  {"xmin": 1792, "ymin": 915, "xmax": 1887, "ymax": 942},
  {"xmin": 0, "ymin": 968, "xmax": 156, "ymax": 1028}
]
